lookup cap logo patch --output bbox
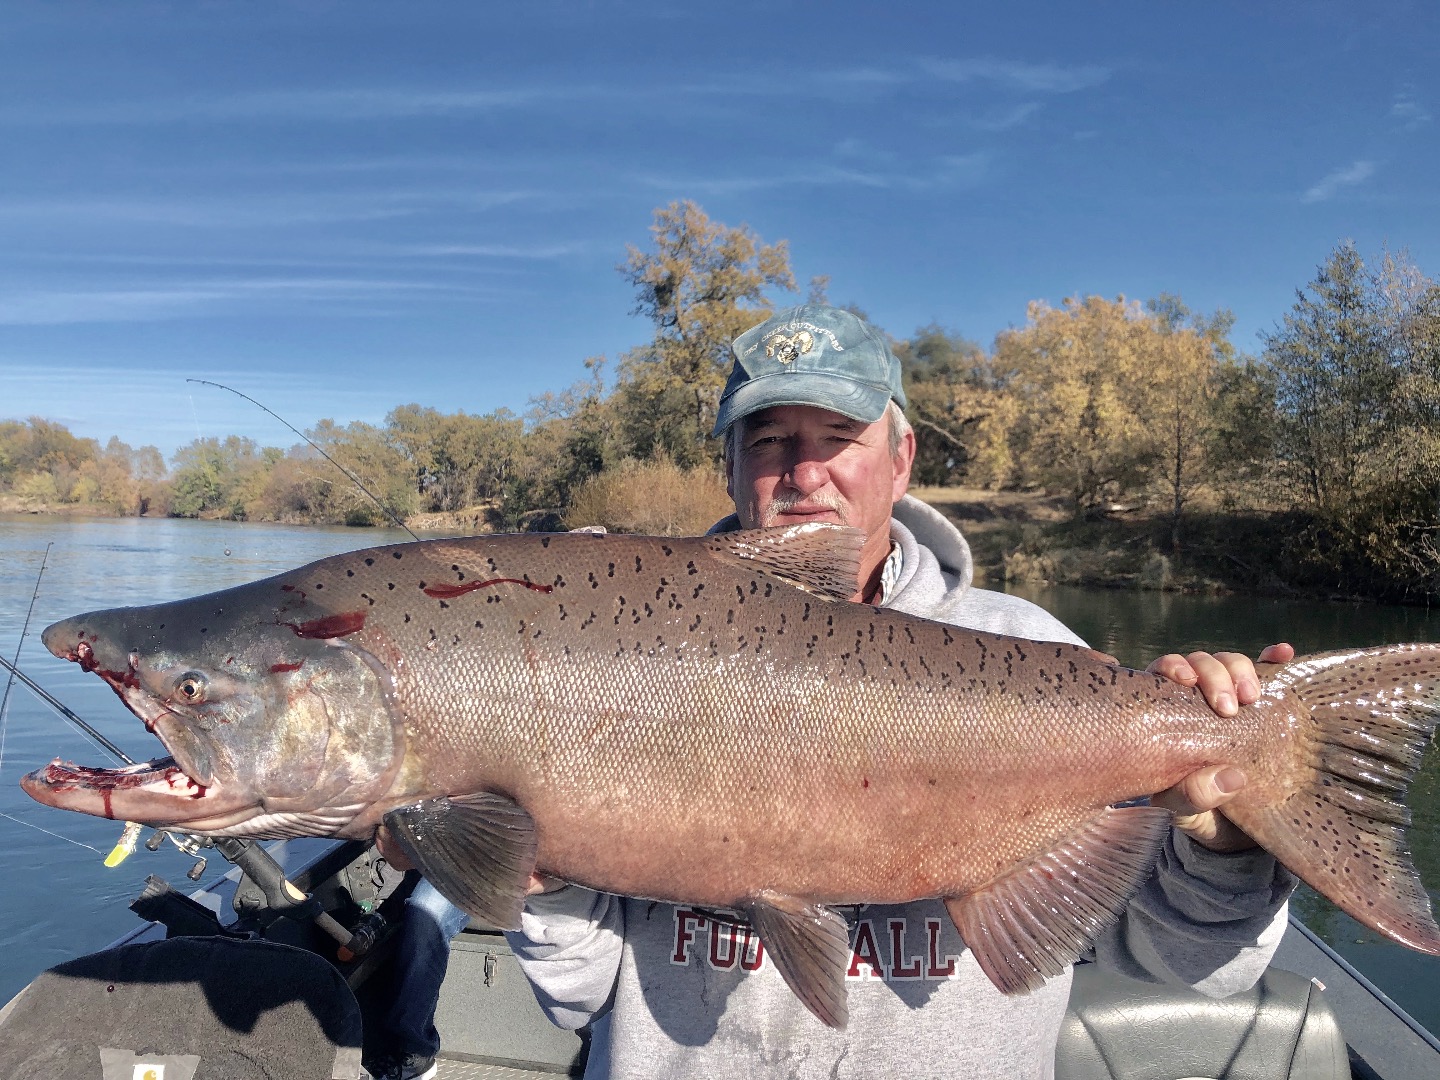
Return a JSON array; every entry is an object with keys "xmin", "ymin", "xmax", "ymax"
[
  {"xmin": 764, "ymin": 330, "xmax": 814, "ymax": 364},
  {"xmin": 745, "ymin": 319, "xmax": 847, "ymax": 360}
]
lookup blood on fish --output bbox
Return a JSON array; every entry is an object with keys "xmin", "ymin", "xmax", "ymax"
[
  {"xmin": 98, "ymin": 668, "xmax": 141, "ymax": 689},
  {"xmin": 279, "ymin": 610, "xmax": 367, "ymax": 639},
  {"xmin": 423, "ymin": 578, "xmax": 553, "ymax": 599},
  {"xmin": 270, "ymin": 661, "xmax": 304, "ymax": 673}
]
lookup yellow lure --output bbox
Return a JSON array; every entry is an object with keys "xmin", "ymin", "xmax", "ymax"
[{"xmin": 104, "ymin": 821, "xmax": 143, "ymax": 867}]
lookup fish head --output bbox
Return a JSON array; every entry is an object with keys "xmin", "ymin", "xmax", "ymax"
[{"xmin": 24, "ymin": 579, "xmax": 404, "ymax": 838}]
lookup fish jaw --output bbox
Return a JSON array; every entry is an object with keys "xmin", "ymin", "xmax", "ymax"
[
  {"xmin": 19, "ymin": 756, "xmax": 260, "ymax": 829},
  {"xmin": 32, "ymin": 589, "xmax": 408, "ymax": 839}
]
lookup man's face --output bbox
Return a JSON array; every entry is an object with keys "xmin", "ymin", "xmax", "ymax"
[{"xmin": 726, "ymin": 404, "xmax": 915, "ymax": 553}]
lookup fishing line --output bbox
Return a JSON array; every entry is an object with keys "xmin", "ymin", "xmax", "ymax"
[
  {"xmin": 186, "ymin": 378, "xmax": 419, "ymax": 541},
  {"xmin": 0, "ymin": 811, "xmax": 107, "ymax": 856},
  {"xmin": 0, "ymin": 655, "xmax": 134, "ymax": 765},
  {"xmin": 0, "ymin": 542, "xmax": 53, "ymax": 776}
]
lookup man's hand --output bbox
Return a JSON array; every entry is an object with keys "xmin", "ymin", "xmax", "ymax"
[
  {"xmin": 1146, "ymin": 643, "xmax": 1295, "ymax": 852},
  {"xmin": 374, "ymin": 824, "xmax": 561, "ymax": 894}
]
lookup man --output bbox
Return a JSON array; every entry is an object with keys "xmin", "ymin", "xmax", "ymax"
[
  {"xmin": 367, "ymin": 875, "xmax": 469, "ymax": 1080},
  {"xmin": 486, "ymin": 305, "xmax": 1295, "ymax": 1078}
]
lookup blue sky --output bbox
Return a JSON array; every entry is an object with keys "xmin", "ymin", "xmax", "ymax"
[{"xmin": 1, "ymin": 1, "xmax": 1436, "ymax": 458}]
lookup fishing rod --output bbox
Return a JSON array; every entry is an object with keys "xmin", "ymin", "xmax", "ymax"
[
  {"xmin": 2, "ymin": 648, "xmax": 374, "ymax": 949},
  {"xmin": 186, "ymin": 378, "xmax": 420, "ymax": 541},
  {"xmin": 0, "ymin": 653, "xmax": 133, "ymax": 765},
  {"xmin": 0, "ymin": 652, "xmax": 214, "ymax": 870},
  {"xmin": 0, "ymin": 542, "xmax": 52, "ymax": 771}
]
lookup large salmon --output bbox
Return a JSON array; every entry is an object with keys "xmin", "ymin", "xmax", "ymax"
[{"xmin": 22, "ymin": 525, "xmax": 1440, "ymax": 1026}]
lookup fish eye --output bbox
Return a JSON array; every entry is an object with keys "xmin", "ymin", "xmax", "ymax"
[{"xmin": 175, "ymin": 672, "xmax": 208, "ymax": 704}]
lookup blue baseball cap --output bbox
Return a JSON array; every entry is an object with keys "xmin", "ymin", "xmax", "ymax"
[{"xmin": 712, "ymin": 304, "xmax": 907, "ymax": 438}]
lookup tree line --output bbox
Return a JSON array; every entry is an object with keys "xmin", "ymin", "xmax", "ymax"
[{"xmin": 3, "ymin": 201, "xmax": 1438, "ymax": 599}]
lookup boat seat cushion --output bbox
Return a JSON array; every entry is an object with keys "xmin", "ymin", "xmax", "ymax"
[
  {"xmin": 0, "ymin": 936, "xmax": 364, "ymax": 1079},
  {"xmin": 1056, "ymin": 964, "xmax": 1349, "ymax": 1080}
]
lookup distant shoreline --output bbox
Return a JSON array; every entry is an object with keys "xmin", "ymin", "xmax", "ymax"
[{"xmin": 2, "ymin": 488, "xmax": 1400, "ymax": 606}]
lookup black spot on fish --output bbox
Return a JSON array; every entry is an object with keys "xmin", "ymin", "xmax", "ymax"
[
  {"xmin": 365, "ymin": 558, "xmax": 374, "ymax": 566},
  {"xmin": 418, "ymin": 580, "xmax": 427, "ymax": 589},
  {"xmin": 439, "ymin": 601, "xmax": 450, "ymax": 609},
  {"xmin": 687, "ymin": 561, "xmax": 698, "ymax": 575},
  {"xmin": 346, "ymin": 569, "xmax": 354, "ymax": 577},
  {"xmin": 475, "ymin": 620, "xmax": 483, "ymax": 629},
  {"xmin": 635, "ymin": 556, "xmax": 643, "ymax": 572},
  {"xmin": 541, "ymin": 537, "xmax": 551, "ymax": 548},
  {"xmin": 662, "ymin": 544, "xmax": 673, "ymax": 556},
  {"xmin": 315, "ymin": 583, "xmax": 323, "ymax": 590},
  {"xmin": 404, "ymin": 614, "xmax": 411, "ymax": 623},
  {"xmin": 388, "ymin": 583, "xmax": 395, "ymax": 590},
  {"xmin": 608, "ymin": 562, "xmax": 616, "ymax": 577},
  {"xmin": 393, "ymin": 551, "xmax": 403, "ymax": 560}
]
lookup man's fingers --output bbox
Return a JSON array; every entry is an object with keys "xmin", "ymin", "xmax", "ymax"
[
  {"xmin": 1153, "ymin": 766, "xmax": 1256, "ymax": 852},
  {"xmin": 1146, "ymin": 652, "xmax": 1198, "ymax": 685},
  {"xmin": 1258, "ymin": 642, "xmax": 1295, "ymax": 665},
  {"xmin": 373, "ymin": 825, "xmax": 415, "ymax": 871},
  {"xmin": 1185, "ymin": 651, "xmax": 1239, "ymax": 716},
  {"xmin": 1155, "ymin": 764, "xmax": 1248, "ymax": 815}
]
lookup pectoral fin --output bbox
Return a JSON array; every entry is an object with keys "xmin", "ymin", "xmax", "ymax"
[
  {"xmin": 946, "ymin": 804, "xmax": 1172, "ymax": 994},
  {"xmin": 748, "ymin": 890, "xmax": 853, "ymax": 1029},
  {"xmin": 382, "ymin": 792, "xmax": 538, "ymax": 931}
]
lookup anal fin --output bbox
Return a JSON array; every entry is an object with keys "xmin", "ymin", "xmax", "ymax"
[
  {"xmin": 382, "ymin": 792, "xmax": 538, "ymax": 931},
  {"xmin": 946, "ymin": 804, "xmax": 1172, "ymax": 995},
  {"xmin": 748, "ymin": 890, "xmax": 853, "ymax": 1029}
]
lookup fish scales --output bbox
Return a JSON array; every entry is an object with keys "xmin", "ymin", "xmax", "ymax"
[
  {"xmin": 24, "ymin": 525, "xmax": 1440, "ymax": 1024},
  {"xmin": 255, "ymin": 533, "xmax": 1276, "ymax": 905}
]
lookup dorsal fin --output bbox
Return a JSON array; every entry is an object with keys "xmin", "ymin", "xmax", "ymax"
[{"xmin": 706, "ymin": 524, "xmax": 865, "ymax": 601}]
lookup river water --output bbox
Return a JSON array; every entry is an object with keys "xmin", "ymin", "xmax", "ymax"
[{"xmin": 1, "ymin": 515, "xmax": 1437, "ymax": 1032}]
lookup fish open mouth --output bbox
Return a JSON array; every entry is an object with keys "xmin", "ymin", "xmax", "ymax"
[
  {"xmin": 30, "ymin": 756, "xmax": 208, "ymax": 798},
  {"xmin": 19, "ymin": 751, "xmax": 239, "ymax": 824}
]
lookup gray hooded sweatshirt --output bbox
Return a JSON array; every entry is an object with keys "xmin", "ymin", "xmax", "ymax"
[{"xmin": 505, "ymin": 496, "xmax": 1295, "ymax": 1079}]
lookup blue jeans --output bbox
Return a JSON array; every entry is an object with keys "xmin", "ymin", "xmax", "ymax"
[{"xmin": 384, "ymin": 875, "xmax": 471, "ymax": 1058}]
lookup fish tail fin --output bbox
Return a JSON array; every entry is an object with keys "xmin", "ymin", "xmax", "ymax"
[{"xmin": 1224, "ymin": 644, "xmax": 1440, "ymax": 954}]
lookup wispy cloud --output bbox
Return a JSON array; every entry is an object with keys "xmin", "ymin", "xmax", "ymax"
[
  {"xmin": 919, "ymin": 58, "xmax": 1111, "ymax": 93},
  {"xmin": 1391, "ymin": 87, "xmax": 1431, "ymax": 130},
  {"xmin": 970, "ymin": 102, "xmax": 1043, "ymax": 131},
  {"xmin": 0, "ymin": 86, "xmax": 584, "ymax": 126},
  {"xmin": 394, "ymin": 243, "xmax": 585, "ymax": 259},
  {"xmin": 1302, "ymin": 160, "xmax": 1376, "ymax": 203},
  {"xmin": 0, "ymin": 189, "xmax": 535, "ymax": 228},
  {"xmin": 637, "ymin": 151, "xmax": 991, "ymax": 196},
  {"xmin": 0, "ymin": 277, "xmax": 491, "ymax": 325}
]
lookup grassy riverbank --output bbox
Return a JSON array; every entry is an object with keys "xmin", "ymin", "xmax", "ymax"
[{"xmin": 913, "ymin": 487, "xmax": 1343, "ymax": 601}]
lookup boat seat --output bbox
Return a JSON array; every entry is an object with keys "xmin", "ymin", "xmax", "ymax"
[
  {"xmin": 1056, "ymin": 964, "xmax": 1350, "ymax": 1080},
  {"xmin": 0, "ymin": 935, "xmax": 365, "ymax": 1079}
]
